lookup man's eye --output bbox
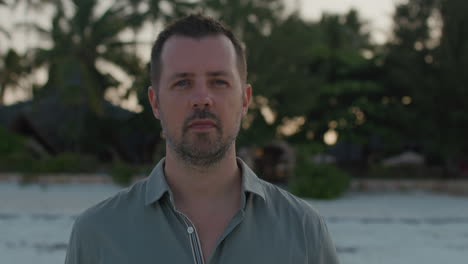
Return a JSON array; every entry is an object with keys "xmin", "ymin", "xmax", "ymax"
[
  {"xmin": 174, "ymin": 80, "xmax": 189, "ymax": 87},
  {"xmin": 213, "ymin": 80, "xmax": 228, "ymax": 87}
]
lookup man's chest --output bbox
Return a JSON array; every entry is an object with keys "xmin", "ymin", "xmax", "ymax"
[{"xmin": 93, "ymin": 218, "xmax": 311, "ymax": 264}]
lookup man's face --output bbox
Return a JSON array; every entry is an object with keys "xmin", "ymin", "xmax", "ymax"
[{"xmin": 148, "ymin": 35, "xmax": 251, "ymax": 167}]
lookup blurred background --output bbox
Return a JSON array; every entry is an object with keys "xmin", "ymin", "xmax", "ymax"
[{"xmin": 0, "ymin": 0, "xmax": 467, "ymax": 263}]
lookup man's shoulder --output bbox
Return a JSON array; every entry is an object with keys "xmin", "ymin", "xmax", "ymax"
[
  {"xmin": 255, "ymin": 178, "xmax": 338, "ymax": 257},
  {"xmin": 73, "ymin": 178, "xmax": 148, "ymax": 232},
  {"xmin": 256, "ymin": 178, "xmax": 323, "ymax": 221}
]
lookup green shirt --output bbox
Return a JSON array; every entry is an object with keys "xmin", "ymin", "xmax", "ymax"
[{"xmin": 65, "ymin": 158, "xmax": 339, "ymax": 264}]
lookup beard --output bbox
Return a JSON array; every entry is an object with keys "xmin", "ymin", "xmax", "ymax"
[{"xmin": 161, "ymin": 108, "xmax": 241, "ymax": 168}]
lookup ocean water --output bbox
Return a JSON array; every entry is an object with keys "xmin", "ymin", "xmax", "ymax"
[{"xmin": 1, "ymin": 182, "xmax": 467, "ymax": 264}]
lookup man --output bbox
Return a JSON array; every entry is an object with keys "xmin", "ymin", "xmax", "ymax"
[{"xmin": 65, "ymin": 14, "xmax": 339, "ymax": 264}]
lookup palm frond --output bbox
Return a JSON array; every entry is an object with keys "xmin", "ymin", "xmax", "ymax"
[
  {"xmin": 70, "ymin": 0, "xmax": 96, "ymax": 34},
  {"xmin": 0, "ymin": 26, "xmax": 10, "ymax": 39},
  {"xmin": 88, "ymin": 5, "xmax": 128, "ymax": 45},
  {"xmin": 14, "ymin": 22, "xmax": 50, "ymax": 40},
  {"xmin": 100, "ymin": 45, "xmax": 143, "ymax": 77}
]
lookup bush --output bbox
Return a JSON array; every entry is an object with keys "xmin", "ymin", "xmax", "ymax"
[
  {"xmin": 290, "ymin": 160, "xmax": 350, "ymax": 199},
  {"xmin": 0, "ymin": 127, "xmax": 26, "ymax": 155},
  {"xmin": 34, "ymin": 153, "xmax": 99, "ymax": 173},
  {"xmin": 1, "ymin": 151, "xmax": 34, "ymax": 171},
  {"xmin": 0, "ymin": 127, "xmax": 100, "ymax": 174},
  {"xmin": 0, "ymin": 127, "xmax": 35, "ymax": 172},
  {"xmin": 110, "ymin": 162, "xmax": 135, "ymax": 186}
]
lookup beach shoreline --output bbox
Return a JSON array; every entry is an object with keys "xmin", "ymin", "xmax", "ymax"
[{"xmin": 1, "ymin": 173, "xmax": 468, "ymax": 196}]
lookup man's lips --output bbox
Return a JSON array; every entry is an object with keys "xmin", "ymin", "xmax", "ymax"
[{"xmin": 187, "ymin": 120, "xmax": 217, "ymax": 129}]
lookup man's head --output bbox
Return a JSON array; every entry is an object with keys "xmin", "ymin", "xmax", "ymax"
[
  {"xmin": 150, "ymin": 14, "xmax": 247, "ymax": 92},
  {"xmin": 148, "ymin": 14, "xmax": 252, "ymax": 168}
]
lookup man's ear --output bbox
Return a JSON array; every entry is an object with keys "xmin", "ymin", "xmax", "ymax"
[
  {"xmin": 242, "ymin": 84, "xmax": 252, "ymax": 116},
  {"xmin": 148, "ymin": 86, "xmax": 160, "ymax": 120}
]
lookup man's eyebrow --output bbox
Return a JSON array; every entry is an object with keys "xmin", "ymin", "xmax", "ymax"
[
  {"xmin": 169, "ymin": 72, "xmax": 195, "ymax": 81},
  {"xmin": 168, "ymin": 71, "xmax": 231, "ymax": 80},
  {"xmin": 207, "ymin": 71, "xmax": 231, "ymax": 77}
]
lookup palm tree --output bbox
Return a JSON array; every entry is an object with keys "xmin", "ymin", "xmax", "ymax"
[
  {"xmin": 0, "ymin": 0, "xmax": 11, "ymax": 49},
  {"xmin": 13, "ymin": 0, "xmax": 55, "ymax": 52},
  {"xmin": 0, "ymin": 1, "xmax": 27, "ymax": 105},
  {"xmin": 0, "ymin": 50, "xmax": 28, "ymax": 105},
  {"xmin": 201, "ymin": 0, "xmax": 285, "ymax": 41},
  {"xmin": 26, "ymin": 0, "xmax": 146, "ymax": 115}
]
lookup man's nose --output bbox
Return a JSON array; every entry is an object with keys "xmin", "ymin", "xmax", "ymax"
[{"xmin": 190, "ymin": 81, "xmax": 213, "ymax": 109}]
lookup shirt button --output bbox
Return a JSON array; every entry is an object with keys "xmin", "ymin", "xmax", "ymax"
[{"xmin": 187, "ymin": 226, "xmax": 194, "ymax": 234}]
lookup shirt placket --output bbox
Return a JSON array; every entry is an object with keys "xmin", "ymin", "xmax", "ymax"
[
  {"xmin": 166, "ymin": 196, "xmax": 205, "ymax": 264},
  {"xmin": 178, "ymin": 212, "xmax": 205, "ymax": 264},
  {"xmin": 165, "ymin": 189, "xmax": 250, "ymax": 264}
]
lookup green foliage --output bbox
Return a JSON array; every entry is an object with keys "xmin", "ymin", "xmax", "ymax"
[
  {"xmin": 109, "ymin": 162, "xmax": 157, "ymax": 186},
  {"xmin": 2, "ymin": 0, "xmax": 467, "ymax": 173},
  {"xmin": 0, "ymin": 49, "xmax": 28, "ymax": 105},
  {"xmin": 0, "ymin": 128, "xmax": 99, "ymax": 174},
  {"xmin": 290, "ymin": 143, "xmax": 350, "ymax": 199},
  {"xmin": 0, "ymin": 126, "xmax": 26, "ymax": 156},
  {"xmin": 36, "ymin": 153, "xmax": 99, "ymax": 173},
  {"xmin": 243, "ymin": 10, "xmax": 386, "ymax": 150},
  {"xmin": 26, "ymin": 0, "xmax": 146, "ymax": 114},
  {"xmin": 12, "ymin": 153, "xmax": 98, "ymax": 174},
  {"xmin": 377, "ymin": 0, "xmax": 468, "ymax": 162},
  {"xmin": 110, "ymin": 162, "xmax": 135, "ymax": 186},
  {"xmin": 294, "ymin": 142, "xmax": 327, "ymax": 159},
  {"xmin": 0, "ymin": 127, "xmax": 35, "ymax": 172},
  {"xmin": 1, "ymin": 152, "xmax": 37, "ymax": 173},
  {"xmin": 290, "ymin": 160, "xmax": 350, "ymax": 199}
]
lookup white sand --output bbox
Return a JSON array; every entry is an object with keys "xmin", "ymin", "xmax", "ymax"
[{"xmin": 1, "ymin": 183, "xmax": 467, "ymax": 264}]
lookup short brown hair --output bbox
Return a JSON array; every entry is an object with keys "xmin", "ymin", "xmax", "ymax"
[{"xmin": 150, "ymin": 14, "xmax": 247, "ymax": 90}]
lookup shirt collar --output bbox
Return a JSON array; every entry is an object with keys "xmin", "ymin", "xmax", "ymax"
[
  {"xmin": 144, "ymin": 157, "xmax": 266, "ymax": 206},
  {"xmin": 236, "ymin": 157, "xmax": 266, "ymax": 201},
  {"xmin": 145, "ymin": 158, "xmax": 170, "ymax": 206}
]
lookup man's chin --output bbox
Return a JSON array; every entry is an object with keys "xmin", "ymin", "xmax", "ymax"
[
  {"xmin": 185, "ymin": 133, "xmax": 219, "ymax": 146},
  {"xmin": 184, "ymin": 145, "xmax": 220, "ymax": 156},
  {"xmin": 178, "ymin": 147, "xmax": 227, "ymax": 167}
]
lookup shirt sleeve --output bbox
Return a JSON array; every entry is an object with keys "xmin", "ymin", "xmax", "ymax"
[
  {"xmin": 65, "ymin": 221, "xmax": 81, "ymax": 264},
  {"xmin": 315, "ymin": 216, "xmax": 340, "ymax": 264},
  {"xmin": 64, "ymin": 216, "xmax": 95, "ymax": 264}
]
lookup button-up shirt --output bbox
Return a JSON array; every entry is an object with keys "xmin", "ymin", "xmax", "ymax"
[{"xmin": 65, "ymin": 158, "xmax": 339, "ymax": 264}]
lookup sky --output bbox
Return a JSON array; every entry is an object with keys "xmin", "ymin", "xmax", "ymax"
[
  {"xmin": 1, "ymin": 0, "xmax": 404, "ymax": 107},
  {"xmin": 296, "ymin": 0, "xmax": 404, "ymax": 44}
]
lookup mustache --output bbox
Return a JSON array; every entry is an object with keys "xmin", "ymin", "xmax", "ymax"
[{"xmin": 183, "ymin": 108, "xmax": 221, "ymax": 132}]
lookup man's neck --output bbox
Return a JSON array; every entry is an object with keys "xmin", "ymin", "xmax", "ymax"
[{"xmin": 163, "ymin": 146, "xmax": 242, "ymax": 211}]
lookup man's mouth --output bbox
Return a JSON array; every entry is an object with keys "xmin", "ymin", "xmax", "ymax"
[{"xmin": 187, "ymin": 120, "xmax": 217, "ymax": 130}]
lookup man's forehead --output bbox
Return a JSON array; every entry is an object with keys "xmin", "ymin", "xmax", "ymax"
[
  {"xmin": 162, "ymin": 34, "xmax": 234, "ymax": 51},
  {"xmin": 160, "ymin": 35, "xmax": 236, "ymax": 65}
]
